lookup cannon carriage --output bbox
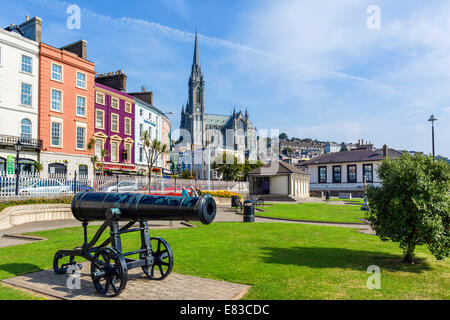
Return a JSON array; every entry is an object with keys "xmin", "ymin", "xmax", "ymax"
[{"xmin": 53, "ymin": 191, "xmax": 216, "ymax": 297}]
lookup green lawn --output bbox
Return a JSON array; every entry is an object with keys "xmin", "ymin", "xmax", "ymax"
[
  {"xmin": 256, "ymin": 203, "xmax": 365, "ymax": 223},
  {"xmin": 0, "ymin": 222, "xmax": 448, "ymax": 300},
  {"xmin": 326, "ymin": 199, "xmax": 364, "ymax": 205}
]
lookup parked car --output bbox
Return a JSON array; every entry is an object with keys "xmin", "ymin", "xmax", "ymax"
[
  {"xmin": 106, "ymin": 180, "xmax": 139, "ymax": 192},
  {"xmin": 19, "ymin": 180, "xmax": 72, "ymax": 196},
  {"xmin": 65, "ymin": 181, "xmax": 94, "ymax": 193}
]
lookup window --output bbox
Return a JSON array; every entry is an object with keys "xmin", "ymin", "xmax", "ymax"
[
  {"xmin": 363, "ymin": 164, "xmax": 374, "ymax": 183},
  {"xmin": 139, "ymin": 124, "xmax": 143, "ymax": 136},
  {"xmin": 21, "ymin": 83, "xmax": 32, "ymax": 106},
  {"xmin": 76, "ymin": 72, "xmax": 86, "ymax": 89},
  {"xmin": 319, "ymin": 166, "xmax": 327, "ymax": 183},
  {"xmin": 20, "ymin": 119, "xmax": 32, "ymax": 141},
  {"xmin": 124, "ymin": 144, "xmax": 131, "ymax": 163},
  {"xmin": 332, "ymin": 166, "xmax": 341, "ymax": 183},
  {"xmin": 112, "ymin": 97, "xmax": 119, "ymax": 109},
  {"xmin": 51, "ymin": 122, "xmax": 62, "ymax": 147},
  {"xmin": 95, "ymin": 139, "xmax": 103, "ymax": 158},
  {"xmin": 51, "ymin": 89, "xmax": 62, "ymax": 112},
  {"xmin": 76, "ymin": 126, "xmax": 85, "ymax": 150},
  {"xmin": 347, "ymin": 165, "xmax": 357, "ymax": 183},
  {"xmin": 125, "ymin": 118, "xmax": 131, "ymax": 135},
  {"xmin": 79, "ymin": 165, "xmax": 88, "ymax": 177},
  {"xmin": 125, "ymin": 102, "xmax": 131, "ymax": 113},
  {"xmin": 139, "ymin": 109, "xmax": 143, "ymax": 116},
  {"xmin": 96, "ymin": 110, "xmax": 104, "ymax": 129},
  {"xmin": 139, "ymin": 147, "xmax": 143, "ymax": 162},
  {"xmin": 21, "ymin": 55, "xmax": 32, "ymax": 74},
  {"xmin": 51, "ymin": 63, "xmax": 62, "ymax": 82},
  {"xmin": 111, "ymin": 140, "xmax": 119, "ymax": 162},
  {"xmin": 111, "ymin": 114, "xmax": 119, "ymax": 132},
  {"xmin": 76, "ymin": 96, "xmax": 86, "ymax": 117},
  {"xmin": 96, "ymin": 92, "xmax": 105, "ymax": 105}
]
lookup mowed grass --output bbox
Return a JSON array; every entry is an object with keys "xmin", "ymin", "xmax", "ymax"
[
  {"xmin": 0, "ymin": 222, "xmax": 448, "ymax": 300},
  {"xmin": 326, "ymin": 199, "xmax": 364, "ymax": 205},
  {"xmin": 256, "ymin": 203, "xmax": 365, "ymax": 223}
]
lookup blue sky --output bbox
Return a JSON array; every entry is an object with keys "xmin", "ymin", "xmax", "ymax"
[{"xmin": 1, "ymin": 0, "xmax": 449, "ymax": 156}]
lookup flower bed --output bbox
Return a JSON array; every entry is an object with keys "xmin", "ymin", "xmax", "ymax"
[{"xmin": 200, "ymin": 191, "xmax": 242, "ymax": 199}]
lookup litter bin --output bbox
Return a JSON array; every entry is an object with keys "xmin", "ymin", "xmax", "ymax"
[{"xmin": 243, "ymin": 200, "xmax": 255, "ymax": 223}]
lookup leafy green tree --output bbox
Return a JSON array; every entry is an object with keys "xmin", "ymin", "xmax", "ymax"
[
  {"xmin": 340, "ymin": 144, "xmax": 348, "ymax": 152},
  {"xmin": 279, "ymin": 132, "xmax": 288, "ymax": 140},
  {"xmin": 240, "ymin": 159, "xmax": 264, "ymax": 180},
  {"xmin": 211, "ymin": 153, "xmax": 242, "ymax": 181},
  {"xmin": 366, "ymin": 154, "xmax": 450, "ymax": 263},
  {"xmin": 33, "ymin": 161, "xmax": 43, "ymax": 175}
]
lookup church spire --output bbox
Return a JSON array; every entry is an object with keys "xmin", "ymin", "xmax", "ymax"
[
  {"xmin": 193, "ymin": 30, "xmax": 200, "ymax": 67},
  {"xmin": 190, "ymin": 30, "xmax": 203, "ymax": 82}
]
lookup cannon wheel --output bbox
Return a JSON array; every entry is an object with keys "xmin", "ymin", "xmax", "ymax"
[
  {"xmin": 53, "ymin": 252, "xmax": 76, "ymax": 275},
  {"xmin": 91, "ymin": 247, "xmax": 128, "ymax": 297},
  {"xmin": 140, "ymin": 237, "xmax": 174, "ymax": 280}
]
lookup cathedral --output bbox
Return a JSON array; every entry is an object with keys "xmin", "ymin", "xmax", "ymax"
[{"xmin": 180, "ymin": 32, "xmax": 257, "ymax": 160}]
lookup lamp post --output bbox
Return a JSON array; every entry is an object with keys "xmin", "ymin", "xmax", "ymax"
[
  {"xmin": 15, "ymin": 140, "xmax": 23, "ymax": 196},
  {"xmin": 428, "ymin": 115, "xmax": 438, "ymax": 157}
]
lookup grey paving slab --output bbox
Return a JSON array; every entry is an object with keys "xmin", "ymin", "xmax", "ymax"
[{"xmin": 2, "ymin": 262, "xmax": 251, "ymax": 300}]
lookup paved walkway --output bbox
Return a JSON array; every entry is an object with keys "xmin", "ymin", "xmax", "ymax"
[{"xmin": 2, "ymin": 261, "xmax": 250, "ymax": 300}]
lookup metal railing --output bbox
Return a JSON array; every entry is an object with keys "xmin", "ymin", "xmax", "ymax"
[
  {"xmin": 0, "ymin": 134, "xmax": 43, "ymax": 150},
  {"xmin": 0, "ymin": 173, "xmax": 249, "ymax": 199}
]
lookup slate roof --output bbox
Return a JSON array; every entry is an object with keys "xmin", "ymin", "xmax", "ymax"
[
  {"xmin": 248, "ymin": 161, "xmax": 309, "ymax": 175},
  {"xmin": 300, "ymin": 149, "xmax": 384, "ymax": 165}
]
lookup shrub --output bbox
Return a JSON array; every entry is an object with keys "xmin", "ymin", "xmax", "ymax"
[{"xmin": 201, "ymin": 191, "xmax": 242, "ymax": 199}]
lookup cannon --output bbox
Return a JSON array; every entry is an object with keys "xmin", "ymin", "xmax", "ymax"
[{"xmin": 53, "ymin": 192, "xmax": 216, "ymax": 297}]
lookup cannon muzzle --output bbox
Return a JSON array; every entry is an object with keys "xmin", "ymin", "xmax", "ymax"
[{"xmin": 71, "ymin": 192, "xmax": 216, "ymax": 224}]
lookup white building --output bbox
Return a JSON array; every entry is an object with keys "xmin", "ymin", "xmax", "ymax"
[
  {"xmin": 0, "ymin": 17, "xmax": 41, "ymax": 175},
  {"xmin": 133, "ymin": 97, "xmax": 163, "ymax": 173},
  {"xmin": 324, "ymin": 142, "xmax": 341, "ymax": 154},
  {"xmin": 298, "ymin": 145, "xmax": 403, "ymax": 197}
]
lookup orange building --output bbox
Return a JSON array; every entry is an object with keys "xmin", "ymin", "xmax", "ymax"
[{"xmin": 38, "ymin": 41, "xmax": 96, "ymax": 178}]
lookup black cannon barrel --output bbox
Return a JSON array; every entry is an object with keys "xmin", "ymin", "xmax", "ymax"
[{"xmin": 71, "ymin": 192, "xmax": 216, "ymax": 225}]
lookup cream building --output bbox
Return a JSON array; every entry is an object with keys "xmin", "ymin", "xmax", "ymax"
[{"xmin": 248, "ymin": 161, "xmax": 310, "ymax": 201}]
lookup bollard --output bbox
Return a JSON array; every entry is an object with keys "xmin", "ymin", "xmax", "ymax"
[{"xmin": 243, "ymin": 200, "xmax": 255, "ymax": 223}]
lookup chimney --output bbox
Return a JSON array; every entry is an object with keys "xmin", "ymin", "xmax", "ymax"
[
  {"xmin": 95, "ymin": 69, "xmax": 128, "ymax": 92},
  {"xmin": 129, "ymin": 91, "xmax": 154, "ymax": 106},
  {"xmin": 61, "ymin": 40, "xmax": 88, "ymax": 59},
  {"xmin": 383, "ymin": 144, "xmax": 389, "ymax": 157},
  {"xmin": 18, "ymin": 16, "xmax": 42, "ymax": 42}
]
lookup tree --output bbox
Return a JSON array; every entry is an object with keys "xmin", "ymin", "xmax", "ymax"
[
  {"xmin": 87, "ymin": 138, "xmax": 108, "ymax": 177},
  {"xmin": 366, "ymin": 153, "xmax": 450, "ymax": 263},
  {"xmin": 212, "ymin": 153, "xmax": 264, "ymax": 181},
  {"xmin": 340, "ymin": 144, "xmax": 348, "ymax": 152},
  {"xmin": 211, "ymin": 153, "xmax": 242, "ymax": 181},
  {"xmin": 279, "ymin": 132, "xmax": 288, "ymax": 140},
  {"xmin": 240, "ymin": 159, "xmax": 264, "ymax": 180},
  {"xmin": 33, "ymin": 161, "xmax": 43, "ymax": 175},
  {"xmin": 141, "ymin": 130, "xmax": 169, "ymax": 192}
]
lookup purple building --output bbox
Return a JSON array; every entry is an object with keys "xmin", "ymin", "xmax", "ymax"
[{"xmin": 93, "ymin": 71, "xmax": 136, "ymax": 175}]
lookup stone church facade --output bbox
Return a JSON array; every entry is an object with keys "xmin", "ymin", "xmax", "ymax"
[{"xmin": 180, "ymin": 32, "xmax": 257, "ymax": 160}]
